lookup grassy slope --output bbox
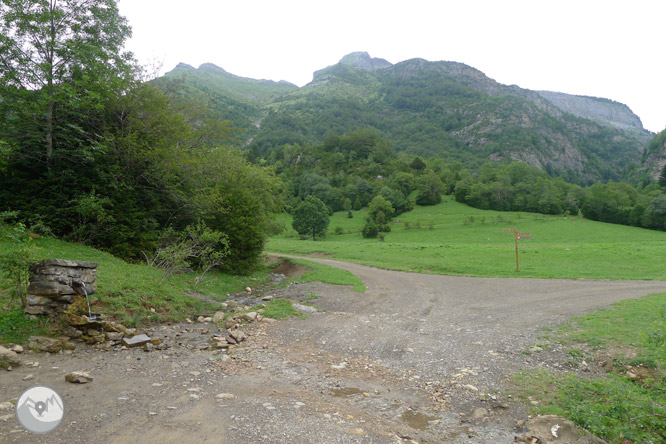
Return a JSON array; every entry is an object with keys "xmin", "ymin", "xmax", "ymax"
[
  {"xmin": 0, "ymin": 230, "xmax": 364, "ymax": 343},
  {"xmin": 0, "ymin": 236, "xmax": 268, "ymax": 328},
  {"xmin": 268, "ymin": 198, "xmax": 666, "ymax": 280}
]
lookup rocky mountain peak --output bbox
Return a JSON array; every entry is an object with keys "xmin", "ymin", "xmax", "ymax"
[
  {"xmin": 312, "ymin": 52, "xmax": 392, "ymax": 83},
  {"xmin": 173, "ymin": 62, "xmax": 196, "ymax": 71},
  {"xmin": 338, "ymin": 52, "xmax": 393, "ymax": 70},
  {"xmin": 198, "ymin": 63, "xmax": 230, "ymax": 74}
]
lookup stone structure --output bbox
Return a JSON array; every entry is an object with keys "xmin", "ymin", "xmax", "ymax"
[{"xmin": 25, "ymin": 259, "xmax": 98, "ymax": 315}]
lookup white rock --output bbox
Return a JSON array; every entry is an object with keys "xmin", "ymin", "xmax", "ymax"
[
  {"xmin": 0, "ymin": 402, "xmax": 14, "ymax": 411},
  {"xmin": 242, "ymin": 312, "xmax": 258, "ymax": 322},
  {"xmin": 463, "ymin": 384, "xmax": 479, "ymax": 392},
  {"xmin": 472, "ymin": 407, "xmax": 488, "ymax": 419},
  {"xmin": 292, "ymin": 303, "xmax": 318, "ymax": 313},
  {"xmin": 215, "ymin": 393, "xmax": 235, "ymax": 400},
  {"xmin": 65, "ymin": 371, "xmax": 93, "ymax": 384}
]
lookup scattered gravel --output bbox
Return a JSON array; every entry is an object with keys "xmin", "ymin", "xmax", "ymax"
[{"xmin": 2, "ymin": 257, "xmax": 665, "ymax": 443}]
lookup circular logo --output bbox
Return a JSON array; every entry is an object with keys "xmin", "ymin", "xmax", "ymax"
[{"xmin": 15, "ymin": 386, "xmax": 65, "ymax": 434}]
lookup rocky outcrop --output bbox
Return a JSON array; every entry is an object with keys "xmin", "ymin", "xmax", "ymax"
[
  {"xmin": 25, "ymin": 259, "xmax": 97, "ymax": 315},
  {"xmin": 537, "ymin": 91, "xmax": 645, "ymax": 131},
  {"xmin": 339, "ymin": 52, "xmax": 392, "ymax": 70},
  {"xmin": 312, "ymin": 52, "xmax": 392, "ymax": 83},
  {"xmin": 641, "ymin": 129, "xmax": 666, "ymax": 179}
]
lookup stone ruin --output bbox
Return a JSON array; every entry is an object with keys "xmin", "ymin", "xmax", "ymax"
[{"xmin": 25, "ymin": 259, "xmax": 98, "ymax": 315}]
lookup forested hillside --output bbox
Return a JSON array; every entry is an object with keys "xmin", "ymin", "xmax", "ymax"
[
  {"xmin": 0, "ymin": 1, "xmax": 282, "ymax": 273},
  {"xmin": 164, "ymin": 52, "xmax": 653, "ymax": 185}
]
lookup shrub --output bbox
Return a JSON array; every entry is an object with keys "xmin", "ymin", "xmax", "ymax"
[
  {"xmin": 362, "ymin": 220, "xmax": 379, "ymax": 238},
  {"xmin": 0, "ymin": 216, "xmax": 36, "ymax": 307}
]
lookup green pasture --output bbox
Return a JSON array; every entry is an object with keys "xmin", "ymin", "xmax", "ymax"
[{"xmin": 268, "ymin": 199, "xmax": 666, "ymax": 280}]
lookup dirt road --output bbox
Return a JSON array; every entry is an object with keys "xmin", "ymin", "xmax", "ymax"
[{"xmin": 2, "ymin": 257, "xmax": 666, "ymax": 444}]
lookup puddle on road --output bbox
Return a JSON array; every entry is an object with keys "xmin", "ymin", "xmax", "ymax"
[
  {"xmin": 330, "ymin": 387, "xmax": 363, "ymax": 397},
  {"xmin": 401, "ymin": 409, "xmax": 438, "ymax": 430}
]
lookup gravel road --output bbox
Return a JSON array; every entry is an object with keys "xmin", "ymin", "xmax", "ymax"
[{"xmin": 2, "ymin": 256, "xmax": 666, "ymax": 444}]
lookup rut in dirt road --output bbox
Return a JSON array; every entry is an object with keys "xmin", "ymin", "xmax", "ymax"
[{"xmin": 3, "ymin": 256, "xmax": 666, "ymax": 444}]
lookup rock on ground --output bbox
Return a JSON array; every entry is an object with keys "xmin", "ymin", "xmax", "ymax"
[{"xmin": 65, "ymin": 371, "xmax": 93, "ymax": 384}]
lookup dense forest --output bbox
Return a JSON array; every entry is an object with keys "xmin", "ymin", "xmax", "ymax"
[
  {"xmin": 255, "ymin": 127, "xmax": 666, "ymax": 235},
  {"xmin": 0, "ymin": 0, "xmax": 282, "ymax": 273}
]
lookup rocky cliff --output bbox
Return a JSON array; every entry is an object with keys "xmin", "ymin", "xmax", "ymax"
[
  {"xmin": 642, "ymin": 130, "xmax": 666, "ymax": 179},
  {"xmin": 312, "ymin": 52, "xmax": 392, "ymax": 83},
  {"xmin": 537, "ymin": 91, "xmax": 645, "ymax": 131}
]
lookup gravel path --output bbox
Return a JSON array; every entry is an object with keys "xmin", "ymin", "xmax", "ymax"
[{"xmin": 2, "ymin": 257, "xmax": 666, "ymax": 444}]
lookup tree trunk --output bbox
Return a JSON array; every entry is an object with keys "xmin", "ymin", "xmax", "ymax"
[
  {"xmin": 46, "ymin": 98, "xmax": 54, "ymax": 162},
  {"xmin": 46, "ymin": 0, "xmax": 56, "ymax": 164},
  {"xmin": 312, "ymin": 225, "xmax": 316, "ymax": 241}
]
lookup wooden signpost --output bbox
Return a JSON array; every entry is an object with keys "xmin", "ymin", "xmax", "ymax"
[{"xmin": 501, "ymin": 228, "xmax": 531, "ymax": 272}]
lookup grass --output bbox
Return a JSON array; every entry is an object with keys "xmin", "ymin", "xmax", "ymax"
[
  {"xmin": 279, "ymin": 257, "xmax": 366, "ymax": 292},
  {"xmin": 558, "ymin": 293, "xmax": 666, "ymax": 365},
  {"xmin": 511, "ymin": 292, "xmax": 666, "ymax": 443},
  {"xmin": 268, "ymin": 199, "xmax": 666, "ymax": 280},
  {"xmin": 0, "ymin": 308, "xmax": 50, "ymax": 344},
  {"xmin": 261, "ymin": 298, "xmax": 305, "ymax": 320},
  {"xmin": 0, "ymin": 233, "xmax": 273, "ymax": 338}
]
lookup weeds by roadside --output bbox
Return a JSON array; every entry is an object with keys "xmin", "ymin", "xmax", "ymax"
[{"xmin": 511, "ymin": 292, "xmax": 666, "ymax": 443}]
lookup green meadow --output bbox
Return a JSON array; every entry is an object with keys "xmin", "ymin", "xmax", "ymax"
[{"xmin": 268, "ymin": 199, "xmax": 666, "ymax": 280}]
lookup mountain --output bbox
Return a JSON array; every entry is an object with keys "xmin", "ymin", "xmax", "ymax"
[
  {"xmin": 641, "ymin": 129, "xmax": 666, "ymax": 179},
  {"xmin": 165, "ymin": 62, "xmax": 298, "ymax": 104},
  {"xmin": 536, "ymin": 91, "xmax": 645, "ymax": 132},
  {"xmin": 159, "ymin": 53, "xmax": 653, "ymax": 184},
  {"xmin": 313, "ymin": 51, "xmax": 392, "ymax": 82}
]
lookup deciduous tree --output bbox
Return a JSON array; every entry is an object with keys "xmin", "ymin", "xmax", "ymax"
[
  {"xmin": 292, "ymin": 196, "xmax": 329, "ymax": 241},
  {"xmin": 0, "ymin": 0, "xmax": 135, "ymax": 162}
]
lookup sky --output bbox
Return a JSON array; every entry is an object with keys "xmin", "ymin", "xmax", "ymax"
[{"xmin": 117, "ymin": 0, "xmax": 666, "ymax": 133}]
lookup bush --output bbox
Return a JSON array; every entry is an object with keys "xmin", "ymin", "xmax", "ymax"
[
  {"xmin": 362, "ymin": 220, "xmax": 379, "ymax": 238},
  {"xmin": 147, "ymin": 221, "xmax": 228, "ymax": 285},
  {"xmin": 0, "ymin": 216, "xmax": 36, "ymax": 307}
]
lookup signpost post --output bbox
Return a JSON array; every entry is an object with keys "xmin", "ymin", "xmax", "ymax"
[{"xmin": 501, "ymin": 228, "xmax": 531, "ymax": 272}]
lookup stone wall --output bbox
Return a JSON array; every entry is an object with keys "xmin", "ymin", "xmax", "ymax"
[{"xmin": 25, "ymin": 259, "xmax": 98, "ymax": 315}]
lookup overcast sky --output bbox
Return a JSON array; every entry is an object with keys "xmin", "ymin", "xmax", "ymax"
[{"xmin": 118, "ymin": 0, "xmax": 665, "ymax": 133}]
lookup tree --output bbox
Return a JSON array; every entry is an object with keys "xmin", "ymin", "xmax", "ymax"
[
  {"xmin": 367, "ymin": 195, "xmax": 394, "ymax": 223},
  {"xmin": 362, "ymin": 220, "xmax": 379, "ymax": 238},
  {"xmin": 659, "ymin": 164, "xmax": 666, "ymax": 188},
  {"xmin": 292, "ymin": 196, "xmax": 329, "ymax": 241},
  {"xmin": 343, "ymin": 197, "xmax": 353, "ymax": 218},
  {"xmin": 0, "ymin": 0, "xmax": 135, "ymax": 163},
  {"xmin": 410, "ymin": 156, "xmax": 427, "ymax": 171},
  {"xmin": 379, "ymin": 186, "xmax": 412, "ymax": 215},
  {"xmin": 416, "ymin": 169, "xmax": 445, "ymax": 205}
]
